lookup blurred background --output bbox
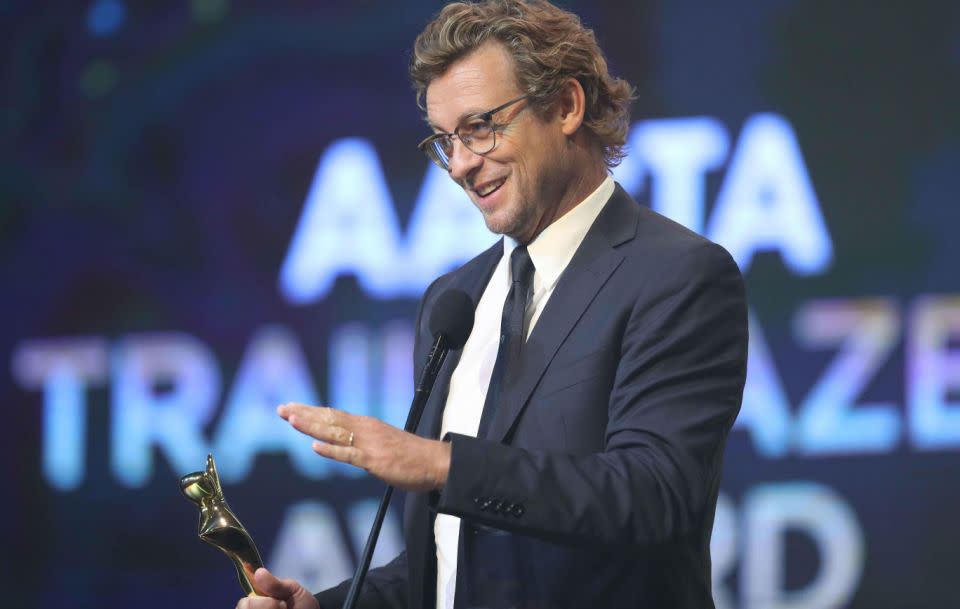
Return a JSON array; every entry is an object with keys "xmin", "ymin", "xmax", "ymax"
[{"xmin": 2, "ymin": 1, "xmax": 959, "ymax": 607}]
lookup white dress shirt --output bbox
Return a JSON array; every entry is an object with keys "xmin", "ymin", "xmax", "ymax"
[{"xmin": 434, "ymin": 175, "xmax": 615, "ymax": 609}]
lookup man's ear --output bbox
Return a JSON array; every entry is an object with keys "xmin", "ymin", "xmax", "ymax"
[{"xmin": 557, "ymin": 77, "xmax": 587, "ymax": 136}]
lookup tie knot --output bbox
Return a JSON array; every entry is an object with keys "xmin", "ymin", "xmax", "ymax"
[{"xmin": 510, "ymin": 246, "xmax": 535, "ymax": 288}]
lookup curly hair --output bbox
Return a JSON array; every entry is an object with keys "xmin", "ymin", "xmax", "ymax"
[{"xmin": 410, "ymin": 0, "xmax": 635, "ymax": 168}]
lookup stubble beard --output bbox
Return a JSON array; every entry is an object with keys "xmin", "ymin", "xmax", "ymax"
[{"xmin": 481, "ymin": 196, "xmax": 537, "ymax": 244}]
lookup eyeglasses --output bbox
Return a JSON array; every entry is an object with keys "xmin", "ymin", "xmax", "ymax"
[{"xmin": 418, "ymin": 95, "xmax": 528, "ymax": 171}]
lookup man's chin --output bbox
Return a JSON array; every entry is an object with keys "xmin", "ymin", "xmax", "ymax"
[
  {"xmin": 479, "ymin": 207, "xmax": 530, "ymax": 241},
  {"xmin": 481, "ymin": 214, "xmax": 517, "ymax": 238}
]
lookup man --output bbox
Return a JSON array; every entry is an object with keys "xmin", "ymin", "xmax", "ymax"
[{"xmin": 239, "ymin": 1, "xmax": 747, "ymax": 608}]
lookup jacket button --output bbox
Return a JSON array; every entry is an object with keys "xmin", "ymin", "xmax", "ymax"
[{"xmin": 480, "ymin": 499, "xmax": 493, "ymax": 510}]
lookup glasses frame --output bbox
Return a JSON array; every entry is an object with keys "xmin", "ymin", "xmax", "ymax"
[{"xmin": 418, "ymin": 94, "xmax": 529, "ymax": 171}]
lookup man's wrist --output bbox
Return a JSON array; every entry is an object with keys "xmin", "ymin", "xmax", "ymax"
[{"xmin": 433, "ymin": 438, "xmax": 452, "ymax": 489}]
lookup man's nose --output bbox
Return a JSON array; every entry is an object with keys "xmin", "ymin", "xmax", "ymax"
[{"xmin": 447, "ymin": 138, "xmax": 483, "ymax": 181}]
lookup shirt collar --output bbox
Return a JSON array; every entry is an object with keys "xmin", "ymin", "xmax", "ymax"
[{"xmin": 503, "ymin": 175, "xmax": 615, "ymax": 290}]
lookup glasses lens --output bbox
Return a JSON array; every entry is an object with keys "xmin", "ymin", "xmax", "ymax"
[
  {"xmin": 429, "ymin": 138, "xmax": 451, "ymax": 171},
  {"xmin": 461, "ymin": 121, "xmax": 496, "ymax": 156}
]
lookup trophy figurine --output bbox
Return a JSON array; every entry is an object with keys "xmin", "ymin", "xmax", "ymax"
[{"xmin": 179, "ymin": 454, "xmax": 264, "ymax": 596}]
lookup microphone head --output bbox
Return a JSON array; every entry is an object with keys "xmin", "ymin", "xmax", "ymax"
[{"xmin": 428, "ymin": 289, "xmax": 475, "ymax": 349}]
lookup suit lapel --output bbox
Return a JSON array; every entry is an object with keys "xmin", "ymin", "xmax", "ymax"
[
  {"xmin": 488, "ymin": 185, "xmax": 641, "ymax": 441},
  {"xmin": 416, "ymin": 240, "xmax": 503, "ymax": 439}
]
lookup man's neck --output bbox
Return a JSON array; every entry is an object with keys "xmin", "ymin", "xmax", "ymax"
[
  {"xmin": 559, "ymin": 163, "xmax": 608, "ymax": 216},
  {"xmin": 521, "ymin": 161, "xmax": 608, "ymax": 245}
]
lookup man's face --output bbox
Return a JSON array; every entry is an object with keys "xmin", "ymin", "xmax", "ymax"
[{"xmin": 425, "ymin": 41, "xmax": 570, "ymax": 244}]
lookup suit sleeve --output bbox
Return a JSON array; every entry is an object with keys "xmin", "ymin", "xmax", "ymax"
[
  {"xmin": 313, "ymin": 551, "xmax": 408, "ymax": 609},
  {"xmin": 434, "ymin": 241, "xmax": 748, "ymax": 546}
]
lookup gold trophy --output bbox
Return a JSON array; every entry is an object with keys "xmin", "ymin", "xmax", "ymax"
[{"xmin": 179, "ymin": 454, "xmax": 264, "ymax": 596}]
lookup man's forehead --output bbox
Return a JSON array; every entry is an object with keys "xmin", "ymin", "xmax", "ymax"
[
  {"xmin": 424, "ymin": 42, "xmax": 518, "ymax": 129},
  {"xmin": 426, "ymin": 67, "xmax": 486, "ymax": 110}
]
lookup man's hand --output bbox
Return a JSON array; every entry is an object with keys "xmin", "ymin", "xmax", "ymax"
[
  {"xmin": 236, "ymin": 568, "xmax": 318, "ymax": 609},
  {"xmin": 278, "ymin": 402, "xmax": 451, "ymax": 492}
]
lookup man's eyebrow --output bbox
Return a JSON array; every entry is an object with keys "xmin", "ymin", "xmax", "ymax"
[
  {"xmin": 423, "ymin": 108, "xmax": 490, "ymax": 133},
  {"xmin": 423, "ymin": 108, "xmax": 488, "ymax": 133}
]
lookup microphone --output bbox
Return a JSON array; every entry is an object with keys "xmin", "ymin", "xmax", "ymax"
[
  {"xmin": 428, "ymin": 288, "xmax": 475, "ymax": 347},
  {"xmin": 342, "ymin": 289, "xmax": 474, "ymax": 609},
  {"xmin": 406, "ymin": 289, "xmax": 474, "ymax": 431}
]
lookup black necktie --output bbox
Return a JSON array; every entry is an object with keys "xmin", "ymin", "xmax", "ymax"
[{"xmin": 476, "ymin": 246, "xmax": 535, "ymax": 439}]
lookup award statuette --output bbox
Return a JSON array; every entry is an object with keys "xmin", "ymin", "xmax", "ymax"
[{"xmin": 179, "ymin": 454, "xmax": 264, "ymax": 596}]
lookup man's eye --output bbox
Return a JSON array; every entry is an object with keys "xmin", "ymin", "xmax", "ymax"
[{"xmin": 460, "ymin": 120, "xmax": 492, "ymax": 138}]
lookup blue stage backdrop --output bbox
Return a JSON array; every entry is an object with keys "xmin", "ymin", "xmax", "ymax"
[{"xmin": 2, "ymin": 1, "xmax": 959, "ymax": 608}]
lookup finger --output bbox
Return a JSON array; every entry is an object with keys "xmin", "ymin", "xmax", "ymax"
[
  {"xmin": 239, "ymin": 598, "xmax": 286, "ymax": 609},
  {"xmin": 313, "ymin": 441, "xmax": 360, "ymax": 467},
  {"xmin": 253, "ymin": 567, "xmax": 298, "ymax": 600},
  {"xmin": 287, "ymin": 414, "xmax": 353, "ymax": 446},
  {"xmin": 277, "ymin": 402, "xmax": 323, "ymax": 421},
  {"xmin": 277, "ymin": 402, "xmax": 329, "ymax": 420},
  {"xmin": 237, "ymin": 594, "xmax": 286, "ymax": 608},
  {"xmin": 279, "ymin": 403, "xmax": 344, "ymax": 427}
]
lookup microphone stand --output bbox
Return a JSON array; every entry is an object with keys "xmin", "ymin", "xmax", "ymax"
[{"xmin": 341, "ymin": 335, "xmax": 450, "ymax": 609}]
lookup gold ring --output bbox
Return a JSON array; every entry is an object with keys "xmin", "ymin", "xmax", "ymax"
[{"xmin": 348, "ymin": 431, "xmax": 355, "ymax": 447}]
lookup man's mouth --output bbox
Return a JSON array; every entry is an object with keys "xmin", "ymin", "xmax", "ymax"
[{"xmin": 474, "ymin": 177, "xmax": 506, "ymax": 198}]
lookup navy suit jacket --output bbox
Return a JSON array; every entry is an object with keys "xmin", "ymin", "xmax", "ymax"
[{"xmin": 316, "ymin": 184, "xmax": 748, "ymax": 609}]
